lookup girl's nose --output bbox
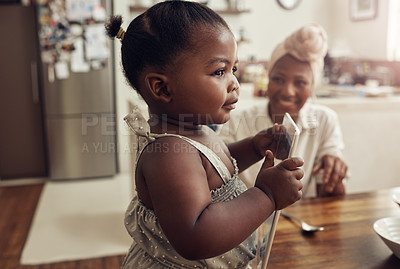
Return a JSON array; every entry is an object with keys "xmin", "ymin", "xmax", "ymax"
[{"xmin": 228, "ymin": 75, "xmax": 240, "ymax": 94}]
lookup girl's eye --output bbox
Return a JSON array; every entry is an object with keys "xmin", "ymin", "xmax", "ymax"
[
  {"xmin": 214, "ymin": 69, "xmax": 225, "ymax": 77},
  {"xmin": 213, "ymin": 66, "xmax": 237, "ymax": 77}
]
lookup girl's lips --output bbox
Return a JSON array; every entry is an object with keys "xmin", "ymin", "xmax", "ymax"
[
  {"xmin": 223, "ymin": 98, "xmax": 238, "ymax": 110},
  {"xmin": 223, "ymin": 103, "xmax": 236, "ymax": 110}
]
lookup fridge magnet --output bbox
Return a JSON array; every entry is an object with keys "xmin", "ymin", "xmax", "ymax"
[
  {"xmin": 84, "ymin": 24, "xmax": 109, "ymax": 60},
  {"xmin": 91, "ymin": 60, "xmax": 106, "ymax": 70},
  {"xmin": 71, "ymin": 38, "xmax": 90, "ymax": 73},
  {"xmin": 54, "ymin": 61, "xmax": 70, "ymax": 80},
  {"xmin": 92, "ymin": 4, "xmax": 107, "ymax": 22}
]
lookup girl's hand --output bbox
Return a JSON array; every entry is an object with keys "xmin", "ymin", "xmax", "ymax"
[
  {"xmin": 251, "ymin": 124, "xmax": 284, "ymax": 158},
  {"xmin": 255, "ymin": 151, "xmax": 304, "ymax": 210}
]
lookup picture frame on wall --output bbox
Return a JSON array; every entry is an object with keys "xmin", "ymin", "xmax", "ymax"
[{"xmin": 350, "ymin": 0, "xmax": 377, "ymax": 21}]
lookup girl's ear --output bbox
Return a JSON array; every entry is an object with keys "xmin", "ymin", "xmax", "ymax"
[{"xmin": 145, "ymin": 73, "xmax": 172, "ymax": 103}]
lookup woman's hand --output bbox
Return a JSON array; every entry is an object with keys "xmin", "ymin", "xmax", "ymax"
[{"xmin": 312, "ymin": 154, "xmax": 348, "ymax": 196}]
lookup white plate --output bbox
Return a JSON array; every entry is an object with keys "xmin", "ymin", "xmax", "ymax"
[
  {"xmin": 393, "ymin": 193, "xmax": 400, "ymax": 206},
  {"xmin": 374, "ymin": 217, "xmax": 400, "ymax": 259}
]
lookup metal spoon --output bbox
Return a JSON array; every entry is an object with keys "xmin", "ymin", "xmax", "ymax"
[{"xmin": 281, "ymin": 211, "xmax": 324, "ymax": 233}]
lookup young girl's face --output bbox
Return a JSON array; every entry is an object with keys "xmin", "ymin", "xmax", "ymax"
[
  {"xmin": 267, "ymin": 54, "xmax": 313, "ymax": 123},
  {"xmin": 166, "ymin": 27, "xmax": 239, "ymax": 125}
]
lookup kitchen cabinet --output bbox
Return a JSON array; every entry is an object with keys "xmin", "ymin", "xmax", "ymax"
[{"xmin": 0, "ymin": 5, "xmax": 47, "ymax": 179}]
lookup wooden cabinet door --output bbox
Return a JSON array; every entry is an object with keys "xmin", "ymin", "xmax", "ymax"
[{"xmin": 0, "ymin": 6, "xmax": 47, "ymax": 179}]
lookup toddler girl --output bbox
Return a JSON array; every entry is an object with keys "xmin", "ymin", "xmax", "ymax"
[{"xmin": 105, "ymin": 1, "xmax": 303, "ymax": 268}]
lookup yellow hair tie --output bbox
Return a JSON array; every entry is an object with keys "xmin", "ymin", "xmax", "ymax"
[{"xmin": 116, "ymin": 27, "xmax": 125, "ymax": 41}]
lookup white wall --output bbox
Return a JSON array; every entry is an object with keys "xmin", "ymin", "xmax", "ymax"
[
  {"xmin": 229, "ymin": 0, "xmax": 390, "ymax": 61},
  {"xmin": 113, "ymin": 1, "xmax": 145, "ymax": 174},
  {"xmin": 227, "ymin": 0, "xmax": 333, "ymax": 62},
  {"xmin": 113, "ymin": 0, "xmax": 392, "ymax": 173},
  {"xmin": 328, "ymin": 0, "xmax": 389, "ymax": 59}
]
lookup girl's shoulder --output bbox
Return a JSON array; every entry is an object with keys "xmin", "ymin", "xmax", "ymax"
[
  {"xmin": 146, "ymin": 130, "xmax": 229, "ymax": 159},
  {"xmin": 138, "ymin": 130, "xmax": 232, "ymax": 178},
  {"xmin": 140, "ymin": 134, "xmax": 203, "ymax": 161}
]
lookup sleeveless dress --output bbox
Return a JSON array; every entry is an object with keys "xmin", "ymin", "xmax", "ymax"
[{"xmin": 122, "ymin": 108, "xmax": 257, "ymax": 268}]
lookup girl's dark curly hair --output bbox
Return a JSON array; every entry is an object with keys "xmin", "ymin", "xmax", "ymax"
[{"xmin": 105, "ymin": 0, "xmax": 230, "ymax": 96}]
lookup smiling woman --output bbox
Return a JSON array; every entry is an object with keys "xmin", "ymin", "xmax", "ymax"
[{"xmin": 219, "ymin": 24, "xmax": 348, "ymax": 198}]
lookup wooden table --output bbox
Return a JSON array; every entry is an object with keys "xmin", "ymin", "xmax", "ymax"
[{"xmin": 268, "ymin": 187, "xmax": 400, "ymax": 269}]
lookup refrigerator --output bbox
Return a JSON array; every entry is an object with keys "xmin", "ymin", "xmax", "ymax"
[
  {"xmin": 0, "ymin": 1, "xmax": 117, "ymax": 180},
  {"xmin": 38, "ymin": 0, "xmax": 117, "ymax": 180}
]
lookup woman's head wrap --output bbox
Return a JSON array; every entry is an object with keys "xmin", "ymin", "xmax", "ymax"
[{"xmin": 268, "ymin": 23, "xmax": 328, "ymax": 84}]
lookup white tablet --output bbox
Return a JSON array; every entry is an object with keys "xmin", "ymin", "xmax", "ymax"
[
  {"xmin": 260, "ymin": 112, "xmax": 300, "ymax": 268},
  {"xmin": 282, "ymin": 112, "xmax": 300, "ymax": 158},
  {"xmin": 275, "ymin": 112, "xmax": 300, "ymax": 160}
]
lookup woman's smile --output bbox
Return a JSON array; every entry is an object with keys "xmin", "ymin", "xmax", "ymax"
[{"xmin": 276, "ymin": 97, "xmax": 298, "ymax": 109}]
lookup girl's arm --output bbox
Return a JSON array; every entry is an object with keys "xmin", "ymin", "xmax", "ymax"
[
  {"xmin": 226, "ymin": 137, "xmax": 264, "ymax": 172},
  {"xmin": 227, "ymin": 124, "xmax": 282, "ymax": 172},
  {"xmin": 140, "ymin": 138, "xmax": 303, "ymax": 260}
]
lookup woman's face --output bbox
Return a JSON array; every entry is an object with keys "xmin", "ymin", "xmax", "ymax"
[
  {"xmin": 267, "ymin": 54, "xmax": 313, "ymax": 123},
  {"xmin": 166, "ymin": 28, "xmax": 240, "ymax": 125}
]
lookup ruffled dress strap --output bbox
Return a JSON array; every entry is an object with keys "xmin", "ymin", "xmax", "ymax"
[
  {"xmin": 124, "ymin": 107, "xmax": 234, "ymax": 184},
  {"xmin": 153, "ymin": 133, "xmax": 234, "ymax": 184}
]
